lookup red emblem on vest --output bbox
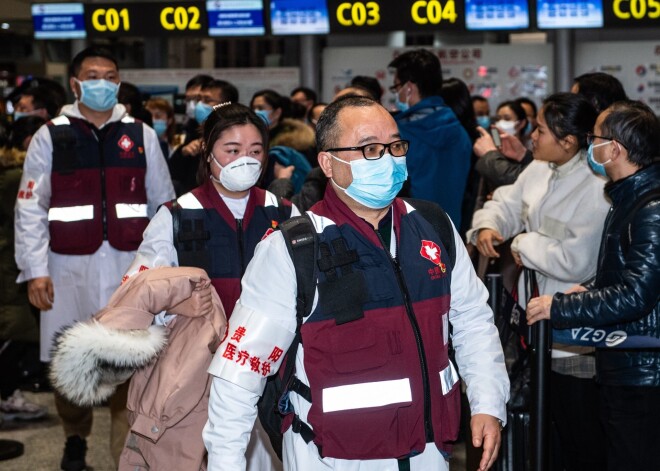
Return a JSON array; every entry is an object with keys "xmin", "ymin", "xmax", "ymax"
[
  {"xmin": 420, "ymin": 240, "xmax": 446, "ymax": 273},
  {"xmin": 118, "ymin": 134, "xmax": 134, "ymax": 152}
]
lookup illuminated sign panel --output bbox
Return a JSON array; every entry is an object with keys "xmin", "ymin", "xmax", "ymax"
[
  {"xmin": 271, "ymin": 0, "xmax": 330, "ymax": 34},
  {"xmin": 32, "ymin": 3, "xmax": 86, "ymax": 39},
  {"xmin": 466, "ymin": 0, "xmax": 530, "ymax": 30},
  {"xmin": 537, "ymin": 0, "xmax": 604, "ymax": 28},
  {"xmin": 206, "ymin": 0, "xmax": 265, "ymax": 36}
]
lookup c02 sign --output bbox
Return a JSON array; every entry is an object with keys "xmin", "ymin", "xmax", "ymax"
[
  {"xmin": 91, "ymin": 7, "xmax": 130, "ymax": 32},
  {"xmin": 612, "ymin": 0, "xmax": 660, "ymax": 19},
  {"xmin": 160, "ymin": 5, "xmax": 202, "ymax": 31},
  {"xmin": 336, "ymin": 1, "xmax": 381, "ymax": 26}
]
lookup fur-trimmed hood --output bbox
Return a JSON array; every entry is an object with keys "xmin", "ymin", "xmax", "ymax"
[
  {"xmin": 50, "ymin": 266, "xmax": 227, "ymax": 407},
  {"xmin": 270, "ymin": 118, "xmax": 316, "ymax": 152}
]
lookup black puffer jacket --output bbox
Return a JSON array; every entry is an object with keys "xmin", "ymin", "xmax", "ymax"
[{"xmin": 551, "ymin": 162, "xmax": 660, "ymax": 387}]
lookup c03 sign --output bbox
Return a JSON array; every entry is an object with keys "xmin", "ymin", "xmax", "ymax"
[{"xmin": 328, "ymin": 0, "xmax": 465, "ymax": 32}]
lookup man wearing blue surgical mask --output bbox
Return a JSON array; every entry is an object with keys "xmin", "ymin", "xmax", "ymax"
[
  {"xmin": 205, "ymin": 96, "xmax": 509, "ymax": 471},
  {"xmin": 169, "ymin": 79, "xmax": 239, "ymax": 196},
  {"xmin": 388, "ymin": 49, "xmax": 472, "ymax": 229},
  {"xmin": 13, "ymin": 46, "xmax": 175, "ymax": 471}
]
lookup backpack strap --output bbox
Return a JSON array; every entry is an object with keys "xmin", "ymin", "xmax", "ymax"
[
  {"xmin": 620, "ymin": 188, "xmax": 660, "ymax": 257},
  {"xmin": 402, "ymin": 197, "xmax": 456, "ymax": 269},
  {"xmin": 50, "ymin": 119, "xmax": 78, "ymax": 173},
  {"xmin": 170, "ymin": 199, "xmax": 211, "ymax": 270}
]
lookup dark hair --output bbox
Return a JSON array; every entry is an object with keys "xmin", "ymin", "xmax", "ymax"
[
  {"xmin": 19, "ymin": 86, "xmax": 58, "ymax": 118},
  {"xmin": 185, "ymin": 74, "xmax": 214, "ymax": 91},
  {"xmin": 388, "ymin": 49, "xmax": 442, "ymax": 98},
  {"xmin": 316, "ymin": 96, "xmax": 378, "ymax": 151},
  {"xmin": 441, "ymin": 78, "xmax": 479, "ymax": 141},
  {"xmin": 250, "ymin": 89, "xmax": 292, "ymax": 120},
  {"xmin": 250, "ymin": 89, "xmax": 283, "ymax": 110},
  {"xmin": 350, "ymin": 76, "xmax": 383, "ymax": 102},
  {"xmin": 69, "ymin": 46, "xmax": 118, "ymax": 77},
  {"xmin": 9, "ymin": 116, "xmax": 47, "ymax": 150},
  {"xmin": 600, "ymin": 100, "xmax": 660, "ymax": 167},
  {"xmin": 197, "ymin": 103, "xmax": 269, "ymax": 184},
  {"xmin": 515, "ymin": 97, "xmax": 538, "ymax": 117},
  {"xmin": 496, "ymin": 100, "xmax": 528, "ymax": 139},
  {"xmin": 118, "ymin": 82, "xmax": 152, "ymax": 126},
  {"xmin": 472, "ymin": 95, "xmax": 489, "ymax": 104},
  {"xmin": 573, "ymin": 72, "xmax": 628, "ymax": 114},
  {"xmin": 290, "ymin": 86, "xmax": 317, "ymax": 104},
  {"xmin": 203, "ymin": 79, "xmax": 239, "ymax": 104},
  {"xmin": 335, "ymin": 85, "xmax": 378, "ymax": 101},
  {"xmin": 541, "ymin": 92, "xmax": 597, "ymax": 150}
]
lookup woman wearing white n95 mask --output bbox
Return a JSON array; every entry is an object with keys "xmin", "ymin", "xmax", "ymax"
[{"xmin": 118, "ymin": 103, "xmax": 297, "ymax": 471}]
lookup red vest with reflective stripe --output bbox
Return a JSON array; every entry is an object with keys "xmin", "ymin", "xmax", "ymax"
[
  {"xmin": 300, "ymin": 188, "xmax": 460, "ymax": 459},
  {"xmin": 48, "ymin": 115, "xmax": 148, "ymax": 254}
]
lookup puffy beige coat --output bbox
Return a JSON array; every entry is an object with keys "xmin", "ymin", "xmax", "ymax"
[{"xmin": 50, "ymin": 266, "xmax": 227, "ymax": 470}]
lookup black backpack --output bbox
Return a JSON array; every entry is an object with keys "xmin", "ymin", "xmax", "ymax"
[{"xmin": 257, "ymin": 198, "xmax": 457, "ymax": 460}]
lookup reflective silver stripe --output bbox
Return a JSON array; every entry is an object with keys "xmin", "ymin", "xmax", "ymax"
[
  {"xmin": 48, "ymin": 205, "xmax": 94, "ymax": 222},
  {"xmin": 322, "ymin": 378, "xmax": 412, "ymax": 413},
  {"xmin": 439, "ymin": 361, "xmax": 459, "ymax": 395},
  {"xmin": 177, "ymin": 193, "xmax": 203, "ymax": 209},
  {"xmin": 115, "ymin": 203, "xmax": 148, "ymax": 219},
  {"xmin": 51, "ymin": 115, "xmax": 70, "ymax": 126}
]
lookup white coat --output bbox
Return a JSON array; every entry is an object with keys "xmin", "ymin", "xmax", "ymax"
[
  {"xmin": 203, "ymin": 207, "xmax": 510, "ymax": 471},
  {"xmin": 14, "ymin": 102, "xmax": 175, "ymax": 361}
]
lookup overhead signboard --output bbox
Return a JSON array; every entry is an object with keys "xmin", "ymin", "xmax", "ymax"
[
  {"xmin": 85, "ymin": 2, "xmax": 207, "ymax": 37},
  {"xmin": 537, "ymin": 0, "xmax": 604, "ymax": 28},
  {"xmin": 327, "ymin": 0, "xmax": 465, "ymax": 33},
  {"xmin": 466, "ymin": 0, "xmax": 530, "ymax": 30},
  {"xmin": 603, "ymin": 0, "xmax": 660, "ymax": 27},
  {"xmin": 206, "ymin": 0, "xmax": 265, "ymax": 36},
  {"xmin": 270, "ymin": 0, "xmax": 331, "ymax": 35},
  {"xmin": 32, "ymin": 3, "xmax": 86, "ymax": 39}
]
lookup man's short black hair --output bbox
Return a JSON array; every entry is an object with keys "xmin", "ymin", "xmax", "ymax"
[
  {"xmin": 600, "ymin": 100, "xmax": 660, "ymax": 168},
  {"xmin": 388, "ymin": 49, "xmax": 442, "ymax": 98},
  {"xmin": 573, "ymin": 72, "xmax": 628, "ymax": 114},
  {"xmin": 472, "ymin": 95, "xmax": 488, "ymax": 104},
  {"xmin": 350, "ymin": 76, "xmax": 383, "ymax": 102},
  {"xmin": 316, "ymin": 96, "xmax": 378, "ymax": 152},
  {"xmin": 290, "ymin": 86, "xmax": 317, "ymax": 104},
  {"xmin": 515, "ymin": 97, "xmax": 538, "ymax": 117},
  {"xmin": 69, "ymin": 46, "xmax": 118, "ymax": 78},
  {"xmin": 20, "ymin": 86, "xmax": 59, "ymax": 118},
  {"xmin": 203, "ymin": 79, "xmax": 239, "ymax": 104},
  {"xmin": 185, "ymin": 74, "xmax": 214, "ymax": 91}
]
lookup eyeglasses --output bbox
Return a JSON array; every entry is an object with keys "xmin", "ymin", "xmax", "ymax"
[
  {"xmin": 325, "ymin": 139, "xmax": 409, "ymax": 160},
  {"xmin": 586, "ymin": 133, "xmax": 613, "ymax": 146},
  {"xmin": 389, "ymin": 82, "xmax": 403, "ymax": 94}
]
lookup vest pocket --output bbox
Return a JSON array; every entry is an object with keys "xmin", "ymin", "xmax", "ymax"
[{"xmin": 432, "ymin": 362, "xmax": 461, "ymax": 445}]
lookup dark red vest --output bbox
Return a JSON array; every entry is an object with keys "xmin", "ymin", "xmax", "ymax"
[
  {"xmin": 47, "ymin": 115, "xmax": 149, "ymax": 255},
  {"xmin": 299, "ymin": 189, "xmax": 460, "ymax": 459}
]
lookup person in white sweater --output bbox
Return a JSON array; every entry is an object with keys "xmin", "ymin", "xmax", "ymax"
[{"xmin": 467, "ymin": 93, "xmax": 611, "ymax": 471}]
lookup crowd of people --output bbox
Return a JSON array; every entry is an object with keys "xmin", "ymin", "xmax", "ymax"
[{"xmin": 0, "ymin": 44, "xmax": 657, "ymax": 471}]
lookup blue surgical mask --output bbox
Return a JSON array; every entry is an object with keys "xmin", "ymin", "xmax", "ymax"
[
  {"xmin": 13, "ymin": 111, "xmax": 31, "ymax": 121},
  {"xmin": 331, "ymin": 153, "xmax": 408, "ymax": 209},
  {"xmin": 254, "ymin": 109, "xmax": 271, "ymax": 126},
  {"xmin": 75, "ymin": 78, "xmax": 119, "ymax": 112},
  {"xmin": 152, "ymin": 119, "xmax": 167, "ymax": 137},
  {"xmin": 195, "ymin": 102, "xmax": 213, "ymax": 124},
  {"xmin": 476, "ymin": 116, "xmax": 491, "ymax": 129},
  {"xmin": 587, "ymin": 141, "xmax": 613, "ymax": 177},
  {"xmin": 523, "ymin": 121, "xmax": 533, "ymax": 135},
  {"xmin": 395, "ymin": 95, "xmax": 409, "ymax": 113}
]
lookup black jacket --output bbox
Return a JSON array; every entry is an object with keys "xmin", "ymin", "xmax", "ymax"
[{"xmin": 551, "ymin": 162, "xmax": 660, "ymax": 386}]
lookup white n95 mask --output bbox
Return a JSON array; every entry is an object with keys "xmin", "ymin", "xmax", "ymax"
[{"xmin": 210, "ymin": 155, "xmax": 262, "ymax": 192}]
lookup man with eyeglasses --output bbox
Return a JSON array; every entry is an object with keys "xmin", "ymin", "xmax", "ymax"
[
  {"xmin": 204, "ymin": 96, "xmax": 509, "ymax": 471},
  {"xmin": 527, "ymin": 100, "xmax": 660, "ymax": 471},
  {"xmin": 388, "ymin": 49, "xmax": 472, "ymax": 229}
]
